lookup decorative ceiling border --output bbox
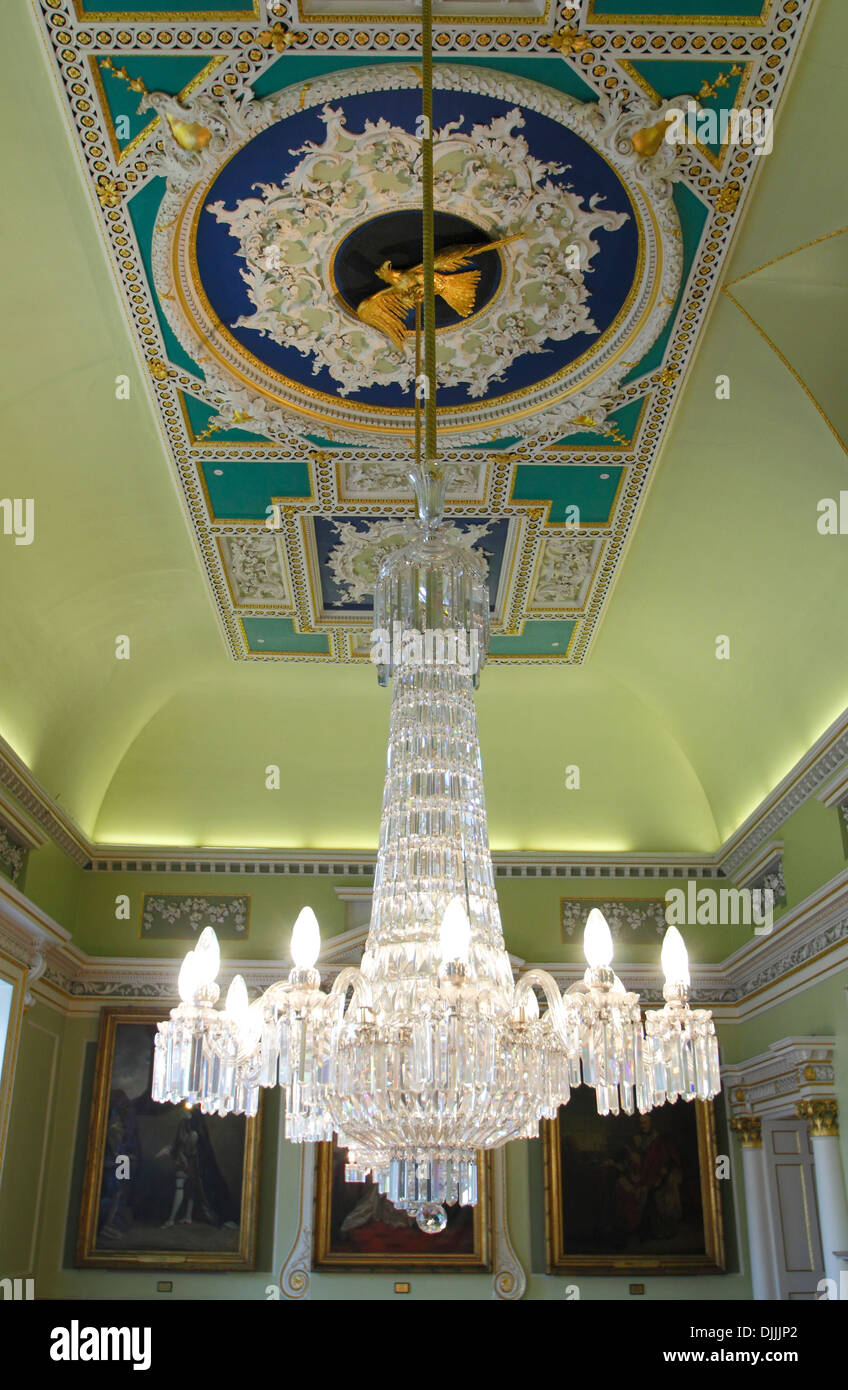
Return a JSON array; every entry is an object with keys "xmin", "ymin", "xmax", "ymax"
[
  {"xmin": 722, "ymin": 1036, "xmax": 837, "ymax": 1119},
  {"xmin": 32, "ymin": 0, "xmax": 815, "ymax": 666},
  {"xmin": 0, "ymin": 737, "xmax": 90, "ymax": 868},
  {"xmin": 4, "ymin": 855, "xmax": 846, "ymax": 1016},
  {"xmin": 717, "ymin": 705, "xmax": 848, "ymax": 877}
]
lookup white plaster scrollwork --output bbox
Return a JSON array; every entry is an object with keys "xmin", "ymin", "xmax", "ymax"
[
  {"xmin": 280, "ymin": 1147, "xmax": 314, "ymax": 1300},
  {"xmin": 219, "ymin": 535, "xmax": 289, "ymax": 607},
  {"xmin": 0, "ymin": 828, "xmax": 26, "ymax": 883},
  {"xmin": 23, "ymin": 949, "xmax": 45, "ymax": 1011},
  {"xmin": 491, "ymin": 1147, "xmax": 526, "ymax": 1301},
  {"xmin": 561, "ymin": 897, "xmax": 667, "ymax": 940},
  {"xmin": 344, "ymin": 460, "xmax": 484, "ymax": 498},
  {"xmin": 531, "ymin": 536, "xmax": 598, "ymax": 607},
  {"xmin": 148, "ymin": 65, "xmax": 686, "ymax": 449},
  {"xmin": 206, "ymin": 105, "xmax": 628, "ymax": 399},
  {"xmin": 326, "ymin": 519, "xmax": 491, "ymax": 604}
]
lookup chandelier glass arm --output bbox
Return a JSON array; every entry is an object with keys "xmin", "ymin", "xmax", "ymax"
[{"xmin": 513, "ymin": 968, "xmax": 574, "ymax": 1038}]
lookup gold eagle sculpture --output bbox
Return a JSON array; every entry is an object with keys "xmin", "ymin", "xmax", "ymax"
[{"xmin": 355, "ymin": 235, "xmax": 522, "ymax": 351}]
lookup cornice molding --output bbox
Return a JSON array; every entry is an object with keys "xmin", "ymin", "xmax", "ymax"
[
  {"xmin": 0, "ymin": 737, "xmax": 89, "ymax": 868},
  {"xmin": 0, "ymin": 786, "xmax": 47, "ymax": 853},
  {"xmin": 5, "ymin": 866, "xmax": 847, "ymax": 1021},
  {"xmin": 717, "ymin": 708, "xmax": 848, "ymax": 878},
  {"xmin": 722, "ymin": 1037, "xmax": 837, "ymax": 1120},
  {"xmin": 3, "ymin": 705, "xmax": 848, "ymax": 884}
]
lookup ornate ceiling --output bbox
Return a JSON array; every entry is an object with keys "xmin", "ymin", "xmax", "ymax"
[
  {"xmin": 5, "ymin": 0, "xmax": 846, "ymax": 854},
  {"xmin": 35, "ymin": 0, "xmax": 808, "ymax": 664}
]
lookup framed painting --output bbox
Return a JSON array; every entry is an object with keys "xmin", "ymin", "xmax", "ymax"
[
  {"xmin": 313, "ymin": 1137, "xmax": 492, "ymax": 1271},
  {"xmin": 542, "ymin": 1088, "xmax": 725, "ymax": 1275},
  {"xmin": 76, "ymin": 1008, "xmax": 261, "ymax": 1270}
]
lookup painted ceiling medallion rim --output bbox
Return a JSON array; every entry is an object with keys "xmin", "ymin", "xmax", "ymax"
[{"xmin": 149, "ymin": 63, "xmax": 686, "ymax": 447}]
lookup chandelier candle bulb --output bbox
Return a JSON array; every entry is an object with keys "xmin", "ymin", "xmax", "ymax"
[
  {"xmin": 583, "ymin": 907, "xmax": 614, "ymax": 970},
  {"xmin": 661, "ymin": 924, "xmax": 691, "ymax": 989},
  {"xmin": 290, "ymin": 905, "xmax": 321, "ymax": 971},
  {"xmin": 193, "ymin": 926, "xmax": 221, "ymax": 986},
  {"xmin": 177, "ymin": 950, "xmax": 198, "ymax": 1005},
  {"xmin": 225, "ymin": 973, "xmax": 249, "ymax": 1021}
]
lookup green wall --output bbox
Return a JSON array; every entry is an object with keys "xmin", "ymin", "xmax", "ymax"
[
  {"xmin": 2, "ymin": 757, "xmax": 847, "ymax": 1300},
  {"xmin": 2, "ymin": 961, "xmax": 846, "ymax": 1300}
]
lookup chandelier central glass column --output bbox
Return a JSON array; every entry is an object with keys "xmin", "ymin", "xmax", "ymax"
[{"xmin": 151, "ymin": 0, "xmax": 720, "ymax": 1232}]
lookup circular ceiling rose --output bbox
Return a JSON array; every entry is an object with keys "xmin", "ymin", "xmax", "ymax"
[{"xmin": 150, "ymin": 65, "xmax": 685, "ymax": 447}]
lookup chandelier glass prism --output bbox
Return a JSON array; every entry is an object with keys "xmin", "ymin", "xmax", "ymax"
[{"xmin": 151, "ymin": 0, "xmax": 720, "ymax": 1233}]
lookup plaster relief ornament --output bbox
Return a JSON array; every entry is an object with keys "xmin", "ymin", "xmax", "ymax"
[
  {"xmin": 531, "ymin": 535, "xmax": 598, "ymax": 607},
  {"xmin": 326, "ymin": 519, "xmax": 492, "ymax": 606},
  {"xmin": 146, "ymin": 66, "xmax": 687, "ymax": 450},
  {"xmin": 204, "ymin": 105, "xmax": 628, "ymax": 402},
  {"xmin": 343, "ymin": 460, "xmax": 484, "ymax": 497},
  {"xmin": 220, "ymin": 533, "xmax": 289, "ymax": 607}
]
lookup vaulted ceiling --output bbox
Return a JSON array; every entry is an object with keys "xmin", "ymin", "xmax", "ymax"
[{"xmin": 0, "ymin": 0, "xmax": 845, "ymax": 853}]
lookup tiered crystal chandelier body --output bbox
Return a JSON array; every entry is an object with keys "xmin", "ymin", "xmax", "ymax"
[
  {"xmin": 152, "ymin": 0, "xmax": 720, "ymax": 1232},
  {"xmin": 153, "ymin": 477, "xmax": 720, "ymax": 1231}
]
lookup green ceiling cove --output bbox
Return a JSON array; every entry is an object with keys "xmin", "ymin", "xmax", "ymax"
[{"xmin": 0, "ymin": 0, "xmax": 846, "ymax": 855}]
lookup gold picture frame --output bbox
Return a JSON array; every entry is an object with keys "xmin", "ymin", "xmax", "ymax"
[
  {"xmin": 313, "ymin": 1137, "xmax": 492, "ymax": 1272},
  {"xmin": 542, "ymin": 1092, "xmax": 725, "ymax": 1276},
  {"xmin": 76, "ymin": 1007, "xmax": 262, "ymax": 1270}
]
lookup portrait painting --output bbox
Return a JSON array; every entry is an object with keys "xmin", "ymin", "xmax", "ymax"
[
  {"xmin": 313, "ymin": 1136, "xmax": 491, "ymax": 1271},
  {"xmin": 77, "ymin": 1008, "xmax": 261, "ymax": 1270},
  {"xmin": 542, "ymin": 1087, "xmax": 724, "ymax": 1275}
]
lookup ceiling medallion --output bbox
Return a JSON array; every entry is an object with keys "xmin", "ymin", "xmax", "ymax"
[{"xmin": 147, "ymin": 65, "xmax": 687, "ymax": 449}]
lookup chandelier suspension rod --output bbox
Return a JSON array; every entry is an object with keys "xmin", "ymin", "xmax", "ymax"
[
  {"xmin": 414, "ymin": 301, "xmax": 422, "ymax": 474},
  {"xmin": 421, "ymin": 0, "xmax": 437, "ymax": 464}
]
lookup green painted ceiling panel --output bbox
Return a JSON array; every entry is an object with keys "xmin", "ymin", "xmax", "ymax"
[
  {"xmin": 97, "ymin": 56, "xmax": 217, "ymax": 151},
  {"xmin": 243, "ymin": 617, "xmax": 331, "ymax": 654},
  {"xmin": 589, "ymin": 0, "xmax": 766, "ymax": 16},
  {"xmin": 622, "ymin": 182, "xmax": 708, "ymax": 384},
  {"xmin": 128, "ymin": 179, "xmax": 203, "ymax": 378},
  {"xmin": 489, "ymin": 620, "xmax": 576, "ymax": 656},
  {"xmin": 625, "ymin": 60, "xmax": 746, "ymax": 155},
  {"xmin": 553, "ymin": 399, "xmax": 645, "ymax": 450},
  {"xmin": 182, "ymin": 394, "xmax": 271, "ymax": 444},
  {"xmin": 511, "ymin": 466, "xmax": 623, "ymax": 525},
  {"xmin": 202, "ymin": 459, "xmax": 313, "ymax": 520},
  {"xmin": 79, "ymin": 1, "xmax": 257, "ymax": 12},
  {"xmin": 729, "ymin": 234, "xmax": 848, "ymax": 453}
]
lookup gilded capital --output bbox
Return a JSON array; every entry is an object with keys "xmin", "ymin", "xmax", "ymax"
[
  {"xmin": 730, "ymin": 1115, "xmax": 762, "ymax": 1148},
  {"xmin": 797, "ymin": 1099, "xmax": 839, "ymax": 1138}
]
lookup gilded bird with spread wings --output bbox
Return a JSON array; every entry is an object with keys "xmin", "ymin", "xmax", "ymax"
[{"xmin": 355, "ymin": 234, "xmax": 522, "ymax": 351}]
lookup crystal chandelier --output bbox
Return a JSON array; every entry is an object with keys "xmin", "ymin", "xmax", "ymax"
[
  {"xmin": 152, "ymin": 490, "xmax": 720, "ymax": 1230},
  {"xmin": 151, "ymin": 0, "xmax": 720, "ymax": 1233}
]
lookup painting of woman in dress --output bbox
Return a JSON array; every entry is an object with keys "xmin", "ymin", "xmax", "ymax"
[{"xmin": 313, "ymin": 1137, "xmax": 491, "ymax": 1270}]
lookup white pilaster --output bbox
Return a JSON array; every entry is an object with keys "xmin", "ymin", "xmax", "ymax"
[
  {"xmin": 731, "ymin": 1117, "xmax": 777, "ymax": 1300},
  {"xmin": 798, "ymin": 1102, "xmax": 848, "ymax": 1293}
]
